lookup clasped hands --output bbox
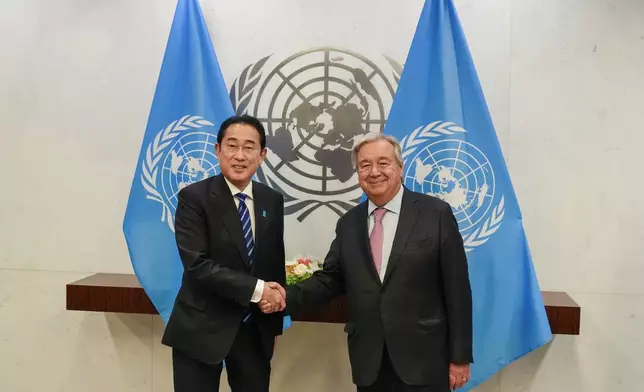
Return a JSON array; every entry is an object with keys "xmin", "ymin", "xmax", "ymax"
[{"xmin": 259, "ymin": 282, "xmax": 286, "ymax": 313}]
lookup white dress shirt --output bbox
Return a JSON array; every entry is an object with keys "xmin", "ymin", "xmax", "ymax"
[
  {"xmin": 367, "ymin": 185, "xmax": 404, "ymax": 281},
  {"xmin": 223, "ymin": 177, "xmax": 264, "ymax": 303}
]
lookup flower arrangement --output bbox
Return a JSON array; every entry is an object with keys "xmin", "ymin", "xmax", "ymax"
[{"xmin": 285, "ymin": 256, "xmax": 322, "ymax": 286}]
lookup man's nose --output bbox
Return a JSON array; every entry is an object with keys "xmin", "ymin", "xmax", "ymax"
[{"xmin": 233, "ymin": 149, "xmax": 246, "ymax": 160}]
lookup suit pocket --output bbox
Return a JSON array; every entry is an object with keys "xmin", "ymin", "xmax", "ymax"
[
  {"xmin": 417, "ymin": 315, "xmax": 445, "ymax": 332},
  {"xmin": 177, "ymin": 292, "xmax": 207, "ymax": 311}
]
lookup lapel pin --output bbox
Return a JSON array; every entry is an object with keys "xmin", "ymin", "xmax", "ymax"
[{"xmin": 262, "ymin": 210, "xmax": 267, "ymax": 218}]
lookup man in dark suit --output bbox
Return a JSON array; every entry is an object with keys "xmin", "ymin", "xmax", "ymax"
[
  {"xmin": 162, "ymin": 115, "xmax": 287, "ymax": 392},
  {"xmin": 270, "ymin": 134, "xmax": 473, "ymax": 391}
]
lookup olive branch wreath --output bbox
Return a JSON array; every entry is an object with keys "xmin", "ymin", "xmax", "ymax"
[
  {"xmin": 400, "ymin": 122, "xmax": 505, "ymax": 251},
  {"xmin": 140, "ymin": 115, "xmax": 214, "ymax": 232}
]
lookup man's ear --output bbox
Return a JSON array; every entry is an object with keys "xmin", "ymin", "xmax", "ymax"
[
  {"xmin": 215, "ymin": 143, "xmax": 222, "ymax": 159},
  {"xmin": 259, "ymin": 147, "xmax": 268, "ymax": 164}
]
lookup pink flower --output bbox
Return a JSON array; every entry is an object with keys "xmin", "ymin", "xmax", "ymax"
[{"xmin": 297, "ymin": 258, "xmax": 311, "ymax": 266}]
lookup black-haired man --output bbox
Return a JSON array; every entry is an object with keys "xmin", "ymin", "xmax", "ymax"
[{"xmin": 162, "ymin": 114, "xmax": 287, "ymax": 392}]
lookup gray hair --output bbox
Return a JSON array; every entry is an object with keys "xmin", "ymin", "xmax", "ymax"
[{"xmin": 351, "ymin": 133, "xmax": 403, "ymax": 168}]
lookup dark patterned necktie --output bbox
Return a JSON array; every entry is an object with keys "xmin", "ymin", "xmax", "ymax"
[
  {"xmin": 235, "ymin": 193, "xmax": 254, "ymax": 263},
  {"xmin": 236, "ymin": 192, "xmax": 254, "ymax": 323}
]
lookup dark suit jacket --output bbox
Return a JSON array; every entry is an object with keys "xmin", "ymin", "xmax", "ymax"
[
  {"xmin": 161, "ymin": 174, "xmax": 286, "ymax": 365},
  {"xmin": 287, "ymin": 187, "xmax": 473, "ymax": 388}
]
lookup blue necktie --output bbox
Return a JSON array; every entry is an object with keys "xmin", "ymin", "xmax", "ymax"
[
  {"xmin": 235, "ymin": 193, "xmax": 254, "ymax": 263},
  {"xmin": 235, "ymin": 192, "xmax": 254, "ymax": 323}
]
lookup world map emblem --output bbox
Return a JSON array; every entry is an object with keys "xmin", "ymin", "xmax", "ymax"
[
  {"xmin": 140, "ymin": 115, "xmax": 219, "ymax": 231},
  {"xmin": 401, "ymin": 121, "xmax": 505, "ymax": 251},
  {"xmin": 230, "ymin": 47, "xmax": 402, "ymax": 221}
]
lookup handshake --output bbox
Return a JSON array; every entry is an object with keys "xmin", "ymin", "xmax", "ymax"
[{"xmin": 258, "ymin": 282, "xmax": 287, "ymax": 313}]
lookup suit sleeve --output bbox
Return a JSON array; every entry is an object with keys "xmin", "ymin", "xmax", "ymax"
[
  {"xmin": 275, "ymin": 194, "xmax": 286, "ymax": 288},
  {"xmin": 286, "ymin": 222, "xmax": 345, "ymax": 315},
  {"xmin": 273, "ymin": 194, "xmax": 287, "ymax": 335},
  {"xmin": 174, "ymin": 190, "xmax": 257, "ymax": 307},
  {"xmin": 439, "ymin": 203, "xmax": 474, "ymax": 364}
]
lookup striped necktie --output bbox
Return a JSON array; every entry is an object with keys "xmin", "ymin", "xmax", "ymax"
[
  {"xmin": 235, "ymin": 193, "xmax": 254, "ymax": 264},
  {"xmin": 236, "ymin": 192, "xmax": 254, "ymax": 324}
]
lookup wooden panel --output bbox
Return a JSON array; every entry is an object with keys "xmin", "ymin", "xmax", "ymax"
[
  {"xmin": 542, "ymin": 291, "xmax": 581, "ymax": 335},
  {"xmin": 66, "ymin": 273, "xmax": 580, "ymax": 335},
  {"xmin": 66, "ymin": 273, "xmax": 156, "ymax": 315}
]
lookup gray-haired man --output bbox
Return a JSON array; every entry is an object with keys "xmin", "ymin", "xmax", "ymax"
[{"xmin": 269, "ymin": 134, "xmax": 473, "ymax": 391}]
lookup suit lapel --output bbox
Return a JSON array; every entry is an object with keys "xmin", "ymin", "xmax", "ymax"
[
  {"xmin": 209, "ymin": 175, "xmax": 251, "ymax": 268},
  {"xmin": 356, "ymin": 202, "xmax": 382, "ymax": 284},
  {"xmin": 382, "ymin": 189, "xmax": 419, "ymax": 288},
  {"xmin": 252, "ymin": 184, "xmax": 268, "ymax": 261}
]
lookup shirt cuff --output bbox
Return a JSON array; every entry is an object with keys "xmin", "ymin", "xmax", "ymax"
[{"xmin": 250, "ymin": 279, "xmax": 265, "ymax": 303}]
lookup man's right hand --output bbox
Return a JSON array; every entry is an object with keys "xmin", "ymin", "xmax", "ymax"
[{"xmin": 260, "ymin": 282, "xmax": 286, "ymax": 313}]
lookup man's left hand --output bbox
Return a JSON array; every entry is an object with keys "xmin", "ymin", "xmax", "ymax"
[{"xmin": 449, "ymin": 363, "xmax": 470, "ymax": 390}]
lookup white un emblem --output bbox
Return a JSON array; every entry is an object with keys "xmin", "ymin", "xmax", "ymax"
[
  {"xmin": 401, "ymin": 121, "xmax": 505, "ymax": 251},
  {"xmin": 140, "ymin": 115, "xmax": 219, "ymax": 232},
  {"xmin": 228, "ymin": 48, "xmax": 401, "ymax": 221}
]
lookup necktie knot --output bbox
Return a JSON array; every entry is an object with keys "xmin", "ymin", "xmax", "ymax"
[
  {"xmin": 235, "ymin": 192, "xmax": 247, "ymax": 202},
  {"xmin": 373, "ymin": 207, "xmax": 387, "ymax": 223}
]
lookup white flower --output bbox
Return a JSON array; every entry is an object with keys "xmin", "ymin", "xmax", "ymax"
[{"xmin": 294, "ymin": 264, "xmax": 309, "ymax": 276}]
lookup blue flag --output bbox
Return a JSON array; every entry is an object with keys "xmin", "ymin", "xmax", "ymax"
[
  {"xmin": 384, "ymin": 0, "xmax": 553, "ymax": 389},
  {"xmin": 123, "ymin": 0, "xmax": 234, "ymax": 323}
]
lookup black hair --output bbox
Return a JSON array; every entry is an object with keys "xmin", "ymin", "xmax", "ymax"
[{"xmin": 216, "ymin": 114, "xmax": 266, "ymax": 149}]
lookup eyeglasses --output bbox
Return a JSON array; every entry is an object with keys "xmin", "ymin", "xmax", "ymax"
[{"xmin": 221, "ymin": 143, "xmax": 259, "ymax": 156}]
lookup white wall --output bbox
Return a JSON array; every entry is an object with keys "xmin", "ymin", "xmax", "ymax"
[{"xmin": 1, "ymin": 0, "xmax": 644, "ymax": 391}]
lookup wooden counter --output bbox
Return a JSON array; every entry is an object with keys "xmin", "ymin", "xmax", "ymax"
[{"xmin": 67, "ymin": 273, "xmax": 580, "ymax": 335}]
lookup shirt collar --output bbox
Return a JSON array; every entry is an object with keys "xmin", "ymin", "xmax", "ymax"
[
  {"xmin": 368, "ymin": 184, "xmax": 404, "ymax": 216},
  {"xmin": 223, "ymin": 176, "xmax": 253, "ymax": 200}
]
